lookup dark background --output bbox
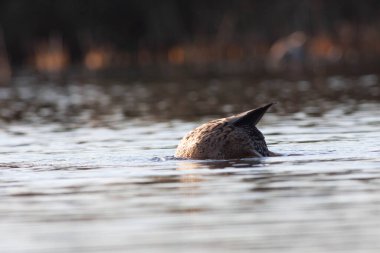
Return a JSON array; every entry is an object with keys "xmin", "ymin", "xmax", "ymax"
[
  {"xmin": 0, "ymin": 0, "xmax": 380, "ymax": 76},
  {"xmin": 0, "ymin": 0, "xmax": 379, "ymax": 122}
]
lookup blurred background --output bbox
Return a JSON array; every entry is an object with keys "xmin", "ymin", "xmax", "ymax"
[
  {"xmin": 0, "ymin": 0, "xmax": 379, "ymax": 123},
  {"xmin": 1, "ymin": 0, "xmax": 380, "ymax": 81},
  {"xmin": 1, "ymin": 2, "xmax": 380, "ymax": 253}
]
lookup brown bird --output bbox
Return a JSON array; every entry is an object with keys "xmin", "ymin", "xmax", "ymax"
[{"xmin": 175, "ymin": 103, "xmax": 276, "ymax": 159}]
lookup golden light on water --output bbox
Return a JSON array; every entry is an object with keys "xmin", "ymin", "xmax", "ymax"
[
  {"xmin": 168, "ymin": 46, "xmax": 185, "ymax": 65},
  {"xmin": 0, "ymin": 29, "xmax": 11, "ymax": 84},
  {"xmin": 226, "ymin": 44, "xmax": 244, "ymax": 61},
  {"xmin": 34, "ymin": 36, "xmax": 69, "ymax": 73},
  {"xmin": 0, "ymin": 56, "xmax": 11, "ymax": 84},
  {"xmin": 84, "ymin": 48, "xmax": 110, "ymax": 71}
]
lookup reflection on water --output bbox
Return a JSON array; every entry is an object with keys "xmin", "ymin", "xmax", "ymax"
[
  {"xmin": 0, "ymin": 77, "xmax": 380, "ymax": 252},
  {"xmin": 0, "ymin": 74, "xmax": 379, "ymax": 123}
]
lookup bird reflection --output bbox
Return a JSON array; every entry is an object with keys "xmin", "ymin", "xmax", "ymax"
[{"xmin": 176, "ymin": 158, "xmax": 263, "ymax": 170}]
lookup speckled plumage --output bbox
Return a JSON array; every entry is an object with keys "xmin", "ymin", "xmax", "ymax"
[{"xmin": 175, "ymin": 103, "xmax": 275, "ymax": 159}]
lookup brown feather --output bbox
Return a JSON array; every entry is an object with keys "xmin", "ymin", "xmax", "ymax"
[{"xmin": 175, "ymin": 103, "xmax": 275, "ymax": 159}]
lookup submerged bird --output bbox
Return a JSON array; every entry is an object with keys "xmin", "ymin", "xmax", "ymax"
[{"xmin": 175, "ymin": 103, "xmax": 276, "ymax": 159}]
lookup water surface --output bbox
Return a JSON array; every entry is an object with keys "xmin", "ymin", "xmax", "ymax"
[{"xmin": 1, "ymin": 78, "xmax": 380, "ymax": 252}]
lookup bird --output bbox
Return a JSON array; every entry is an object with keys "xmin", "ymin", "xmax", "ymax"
[{"xmin": 175, "ymin": 103, "xmax": 276, "ymax": 159}]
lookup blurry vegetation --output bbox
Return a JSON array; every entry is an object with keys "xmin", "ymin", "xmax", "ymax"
[{"xmin": 0, "ymin": 0, "xmax": 379, "ymax": 79}]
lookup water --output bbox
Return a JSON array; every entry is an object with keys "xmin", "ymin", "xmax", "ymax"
[{"xmin": 1, "ymin": 78, "xmax": 380, "ymax": 252}]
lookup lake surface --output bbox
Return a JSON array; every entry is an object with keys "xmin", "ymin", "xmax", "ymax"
[{"xmin": 1, "ymin": 76, "xmax": 380, "ymax": 252}]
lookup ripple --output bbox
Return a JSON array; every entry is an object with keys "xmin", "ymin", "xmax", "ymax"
[{"xmin": 0, "ymin": 82, "xmax": 380, "ymax": 253}]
